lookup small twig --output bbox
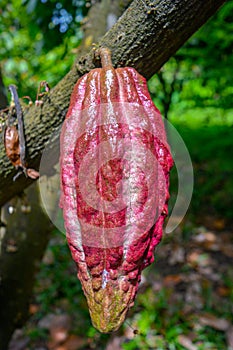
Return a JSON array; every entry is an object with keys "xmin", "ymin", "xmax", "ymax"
[{"xmin": 36, "ymin": 81, "xmax": 50, "ymax": 106}]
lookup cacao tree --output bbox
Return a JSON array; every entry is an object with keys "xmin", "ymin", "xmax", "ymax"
[{"xmin": 0, "ymin": 0, "xmax": 226, "ymax": 347}]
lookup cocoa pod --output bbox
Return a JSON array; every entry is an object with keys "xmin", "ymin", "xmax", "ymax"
[
  {"xmin": 4, "ymin": 125, "xmax": 21, "ymax": 167},
  {"xmin": 60, "ymin": 48, "xmax": 173, "ymax": 332}
]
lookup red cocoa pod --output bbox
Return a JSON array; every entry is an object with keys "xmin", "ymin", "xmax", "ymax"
[{"xmin": 60, "ymin": 48, "xmax": 173, "ymax": 332}]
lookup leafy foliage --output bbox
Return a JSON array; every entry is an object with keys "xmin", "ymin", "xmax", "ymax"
[
  {"xmin": 149, "ymin": 1, "xmax": 233, "ymax": 118},
  {"xmin": 169, "ymin": 122, "xmax": 233, "ymax": 221},
  {"xmin": 0, "ymin": 0, "xmax": 86, "ymax": 99}
]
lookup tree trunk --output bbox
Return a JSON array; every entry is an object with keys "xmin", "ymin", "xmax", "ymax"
[
  {"xmin": 0, "ymin": 0, "xmax": 226, "ymax": 207},
  {"xmin": 0, "ymin": 183, "xmax": 52, "ymax": 349}
]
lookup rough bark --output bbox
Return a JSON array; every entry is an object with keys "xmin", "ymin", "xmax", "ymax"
[
  {"xmin": 0, "ymin": 0, "xmax": 226, "ymax": 206},
  {"xmin": 0, "ymin": 183, "xmax": 52, "ymax": 349},
  {"xmin": 78, "ymin": 0, "xmax": 131, "ymax": 55}
]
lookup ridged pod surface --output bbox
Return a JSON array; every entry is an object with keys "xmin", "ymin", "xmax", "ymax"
[{"xmin": 60, "ymin": 48, "xmax": 173, "ymax": 332}]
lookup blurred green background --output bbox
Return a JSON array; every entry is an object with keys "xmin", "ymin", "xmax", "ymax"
[{"xmin": 1, "ymin": 1, "xmax": 233, "ymax": 349}]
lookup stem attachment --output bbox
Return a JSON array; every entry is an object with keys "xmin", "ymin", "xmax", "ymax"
[{"xmin": 95, "ymin": 47, "xmax": 113, "ymax": 68}]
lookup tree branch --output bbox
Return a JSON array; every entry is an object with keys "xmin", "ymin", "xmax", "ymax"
[{"xmin": 0, "ymin": 0, "xmax": 226, "ymax": 206}]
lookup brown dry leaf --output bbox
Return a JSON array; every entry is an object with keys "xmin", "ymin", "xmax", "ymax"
[
  {"xmin": 54, "ymin": 334, "xmax": 86, "ymax": 350},
  {"xmin": 187, "ymin": 251, "xmax": 200, "ymax": 267},
  {"xmin": 163, "ymin": 274, "xmax": 183, "ymax": 286},
  {"xmin": 217, "ymin": 285, "xmax": 231, "ymax": 297},
  {"xmin": 213, "ymin": 218, "xmax": 226, "ymax": 230},
  {"xmin": 198, "ymin": 313, "xmax": 230, "ymax": 331},
  {"xmin": 177, "ymin": 335, "xmax": 198, "ymax": 350},
  {"xmin": 220, "ymin": 244, "xmax": 233, "ymax": 258},
  {"xmin": 50, "ymin": 328, "xmax": 68, "ymax": 345},
  {"xmin": 29, "ymin": 303, "xmax": 39, "ymax": 315},
  {"xmin": 187, "ymin": 251, "xmax": 211, "ymax": 268},
  {"xmin": 202, "ymin": 217, "xmax": 225, "ymax": 230},
  {"xmin": 193, "ymin": 231, "xmax": 219, "ymax": 251},
  {"xmin": 45, "ymin": 314, "xmax": 71, "ymax": 349},
  {"xmin": 193, "ymin": 231, "xmax": 217, "ymax": 244}
]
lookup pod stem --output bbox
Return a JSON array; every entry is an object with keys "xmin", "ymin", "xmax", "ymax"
[{"xmin": 96, "ymin": 47, "xmax": 113, "ymax": 68}]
